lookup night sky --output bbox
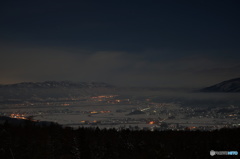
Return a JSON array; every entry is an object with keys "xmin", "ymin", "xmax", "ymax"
[{"xmin": 1, "ymin": 0, "xmax": 239, "ymax": 87}]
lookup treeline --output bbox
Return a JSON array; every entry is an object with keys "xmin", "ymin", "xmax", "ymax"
[{"xmin": 0, "ymin": 120, "xmax": 239, "ymax": 159}]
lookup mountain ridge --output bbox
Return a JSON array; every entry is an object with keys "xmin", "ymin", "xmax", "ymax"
[
  {"xmin": 200, "ymin": 78, "xmax": 240, "ymax": 92},
  {"xmin": 0, "ymin": 81, "xmax": 114, "ymax": 88}
]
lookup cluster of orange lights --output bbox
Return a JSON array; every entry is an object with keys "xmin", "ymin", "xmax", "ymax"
[
  {"xmin": 188, "ymin": 126, "xmax": 197, "ymax": 130},
  {"xmin": 90, "ymin": 110, "xmax": 111, "ymax": 114},
  {"xmin": 91, "ymin": 95, "xmax": 117, "ymax": 99},
  {"xmin": 61, "ymin": 103, "xmax": 70, "ymax": 106},
  {"xmin": 10, "ymin": 114, "xmax": 27, "ymax": 120},
  {"xmin": 229, "ymin": 114, "xmax": 237, "ymax": 117},
  {"xmin": 100, "ymin": 111, "xmax": 111, "ymax": 113},
  {"xmin": 80, "ymin": 120, "xmax": 98, "ymax": 124},
  {"xmin": 149, "ymin": 121, "xmax": 155, "ymax": 125}
]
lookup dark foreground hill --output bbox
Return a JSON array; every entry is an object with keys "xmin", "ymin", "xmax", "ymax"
[
  {"xmin": 200, "ymin": 78, "xmax": 240, "ymax": 92},
  {"xmin": 0, "ymin": 117, "xmax": 239, "ymax": 159}
]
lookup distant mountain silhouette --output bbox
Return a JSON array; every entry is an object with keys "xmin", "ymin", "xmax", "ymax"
[
  {"xmin": 0, "ymin": 81, "xmax": 113, "ymax": 88},
  {"xmin": 0, "ymin": 81, "xmax": 115, "ymax": 103},
  {"xmin": 200, "ymin": 78, "xmax": 240, "ymax": 92}
]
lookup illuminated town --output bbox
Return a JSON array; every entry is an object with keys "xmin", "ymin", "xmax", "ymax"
[
  {"xmin": 10, "ymin": 113, "xmax": 27, "ymax": 120},
  {"xmin": 1, "ymin": 94, "xmax": 240, "ymax": 131}
]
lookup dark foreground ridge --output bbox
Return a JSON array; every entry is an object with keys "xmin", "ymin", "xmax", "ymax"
[
  {"xmin": 0, "ymin": 117, "xmax": 239, "ymax": 159},
  {"xmin": 200, "ymin": 78, "xmax": 240, "ymax": 92}
]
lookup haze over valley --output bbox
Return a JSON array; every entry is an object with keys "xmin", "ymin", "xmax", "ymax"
[{"xmin": 1, "ymin": 79, "xmax": 240, "ymax": 131}]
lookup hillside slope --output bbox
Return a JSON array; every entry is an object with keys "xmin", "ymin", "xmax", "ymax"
[{"xmin": 200, "ymin": 78, "xmax": 240, "ymax": 92}]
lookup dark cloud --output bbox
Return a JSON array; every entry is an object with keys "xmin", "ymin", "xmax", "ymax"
[
  {"xmin": 0, "ymin": 43, "xmax": 239, "ymax": 87},
  {"xmin": 0, "ymin": 1, "xmax": 239, "ymax": 87}
]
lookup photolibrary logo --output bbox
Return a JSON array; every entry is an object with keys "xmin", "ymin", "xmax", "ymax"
[{"xmin": 210, "ymin": 150, "xmax": 238, "ymax": 156}]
